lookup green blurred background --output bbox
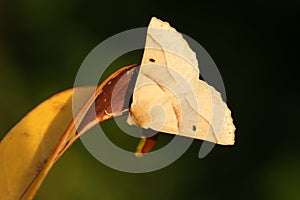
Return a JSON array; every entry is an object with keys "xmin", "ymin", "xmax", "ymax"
[{"xmin": 1, "ymin": 0, "xmax": 299, "ymax": 199}]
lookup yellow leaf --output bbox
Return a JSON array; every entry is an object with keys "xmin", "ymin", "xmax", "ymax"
[
  {"xmin": 0, "ymin": 64, "xmax": 138, "ymax": 200},
  {"xmin": 0, "ymin": 87, "xmax": 93, "ymax": 200}
]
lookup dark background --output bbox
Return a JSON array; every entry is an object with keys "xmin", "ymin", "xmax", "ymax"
[{"xmin": 0, "ymin": 0, "xmax": 299, "ymax": 199}]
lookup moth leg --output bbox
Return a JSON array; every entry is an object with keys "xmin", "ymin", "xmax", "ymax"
[
  {"xmin": 135, "ymin": 129, "xmax": 159, "ymax": 157},
  {"xmin": 104, "ymin": 109, "xmax": 129, "ymax": 117}
]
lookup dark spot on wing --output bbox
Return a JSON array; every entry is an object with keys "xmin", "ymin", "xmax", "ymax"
[
  {"xmin": 149, "ymin": 58, "xmax": 155, "ymax": 62},
  {"xmin": 192, "ymin": 125, "xmax": 197, "ymax": 131}
]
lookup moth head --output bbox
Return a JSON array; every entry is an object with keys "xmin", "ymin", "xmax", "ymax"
[{"xmin": 127, "ymin": 105, "xmax": 151, "ymax": 128}]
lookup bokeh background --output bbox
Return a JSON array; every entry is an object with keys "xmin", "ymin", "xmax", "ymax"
[{"xmin": 1, "ymin": 0, "xmax": 299, "ymax": 199}]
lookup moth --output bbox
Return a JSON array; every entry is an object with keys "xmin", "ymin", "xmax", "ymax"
[{"xmin": 127, "ymin": 17, "xmax": 235, "ymax": 155}]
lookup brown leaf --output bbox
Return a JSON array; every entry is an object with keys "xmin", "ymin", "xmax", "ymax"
[
  {"xmin": 77, "ymin": 64, "xmax": 139, "ymax": 135},
  {"xmin": 135, "ymin": 129, "xmax": 159, "ymax": 157}
]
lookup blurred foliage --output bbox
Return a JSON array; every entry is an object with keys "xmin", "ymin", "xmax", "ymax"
[{"xmin": 0, "ymin": 0, "xmax": 299, "ymax": 199}]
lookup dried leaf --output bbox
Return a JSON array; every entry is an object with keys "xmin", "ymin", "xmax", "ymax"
[{"xmin": 76, "ymin": 64, "xmax": 138, "ymax": 135}]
